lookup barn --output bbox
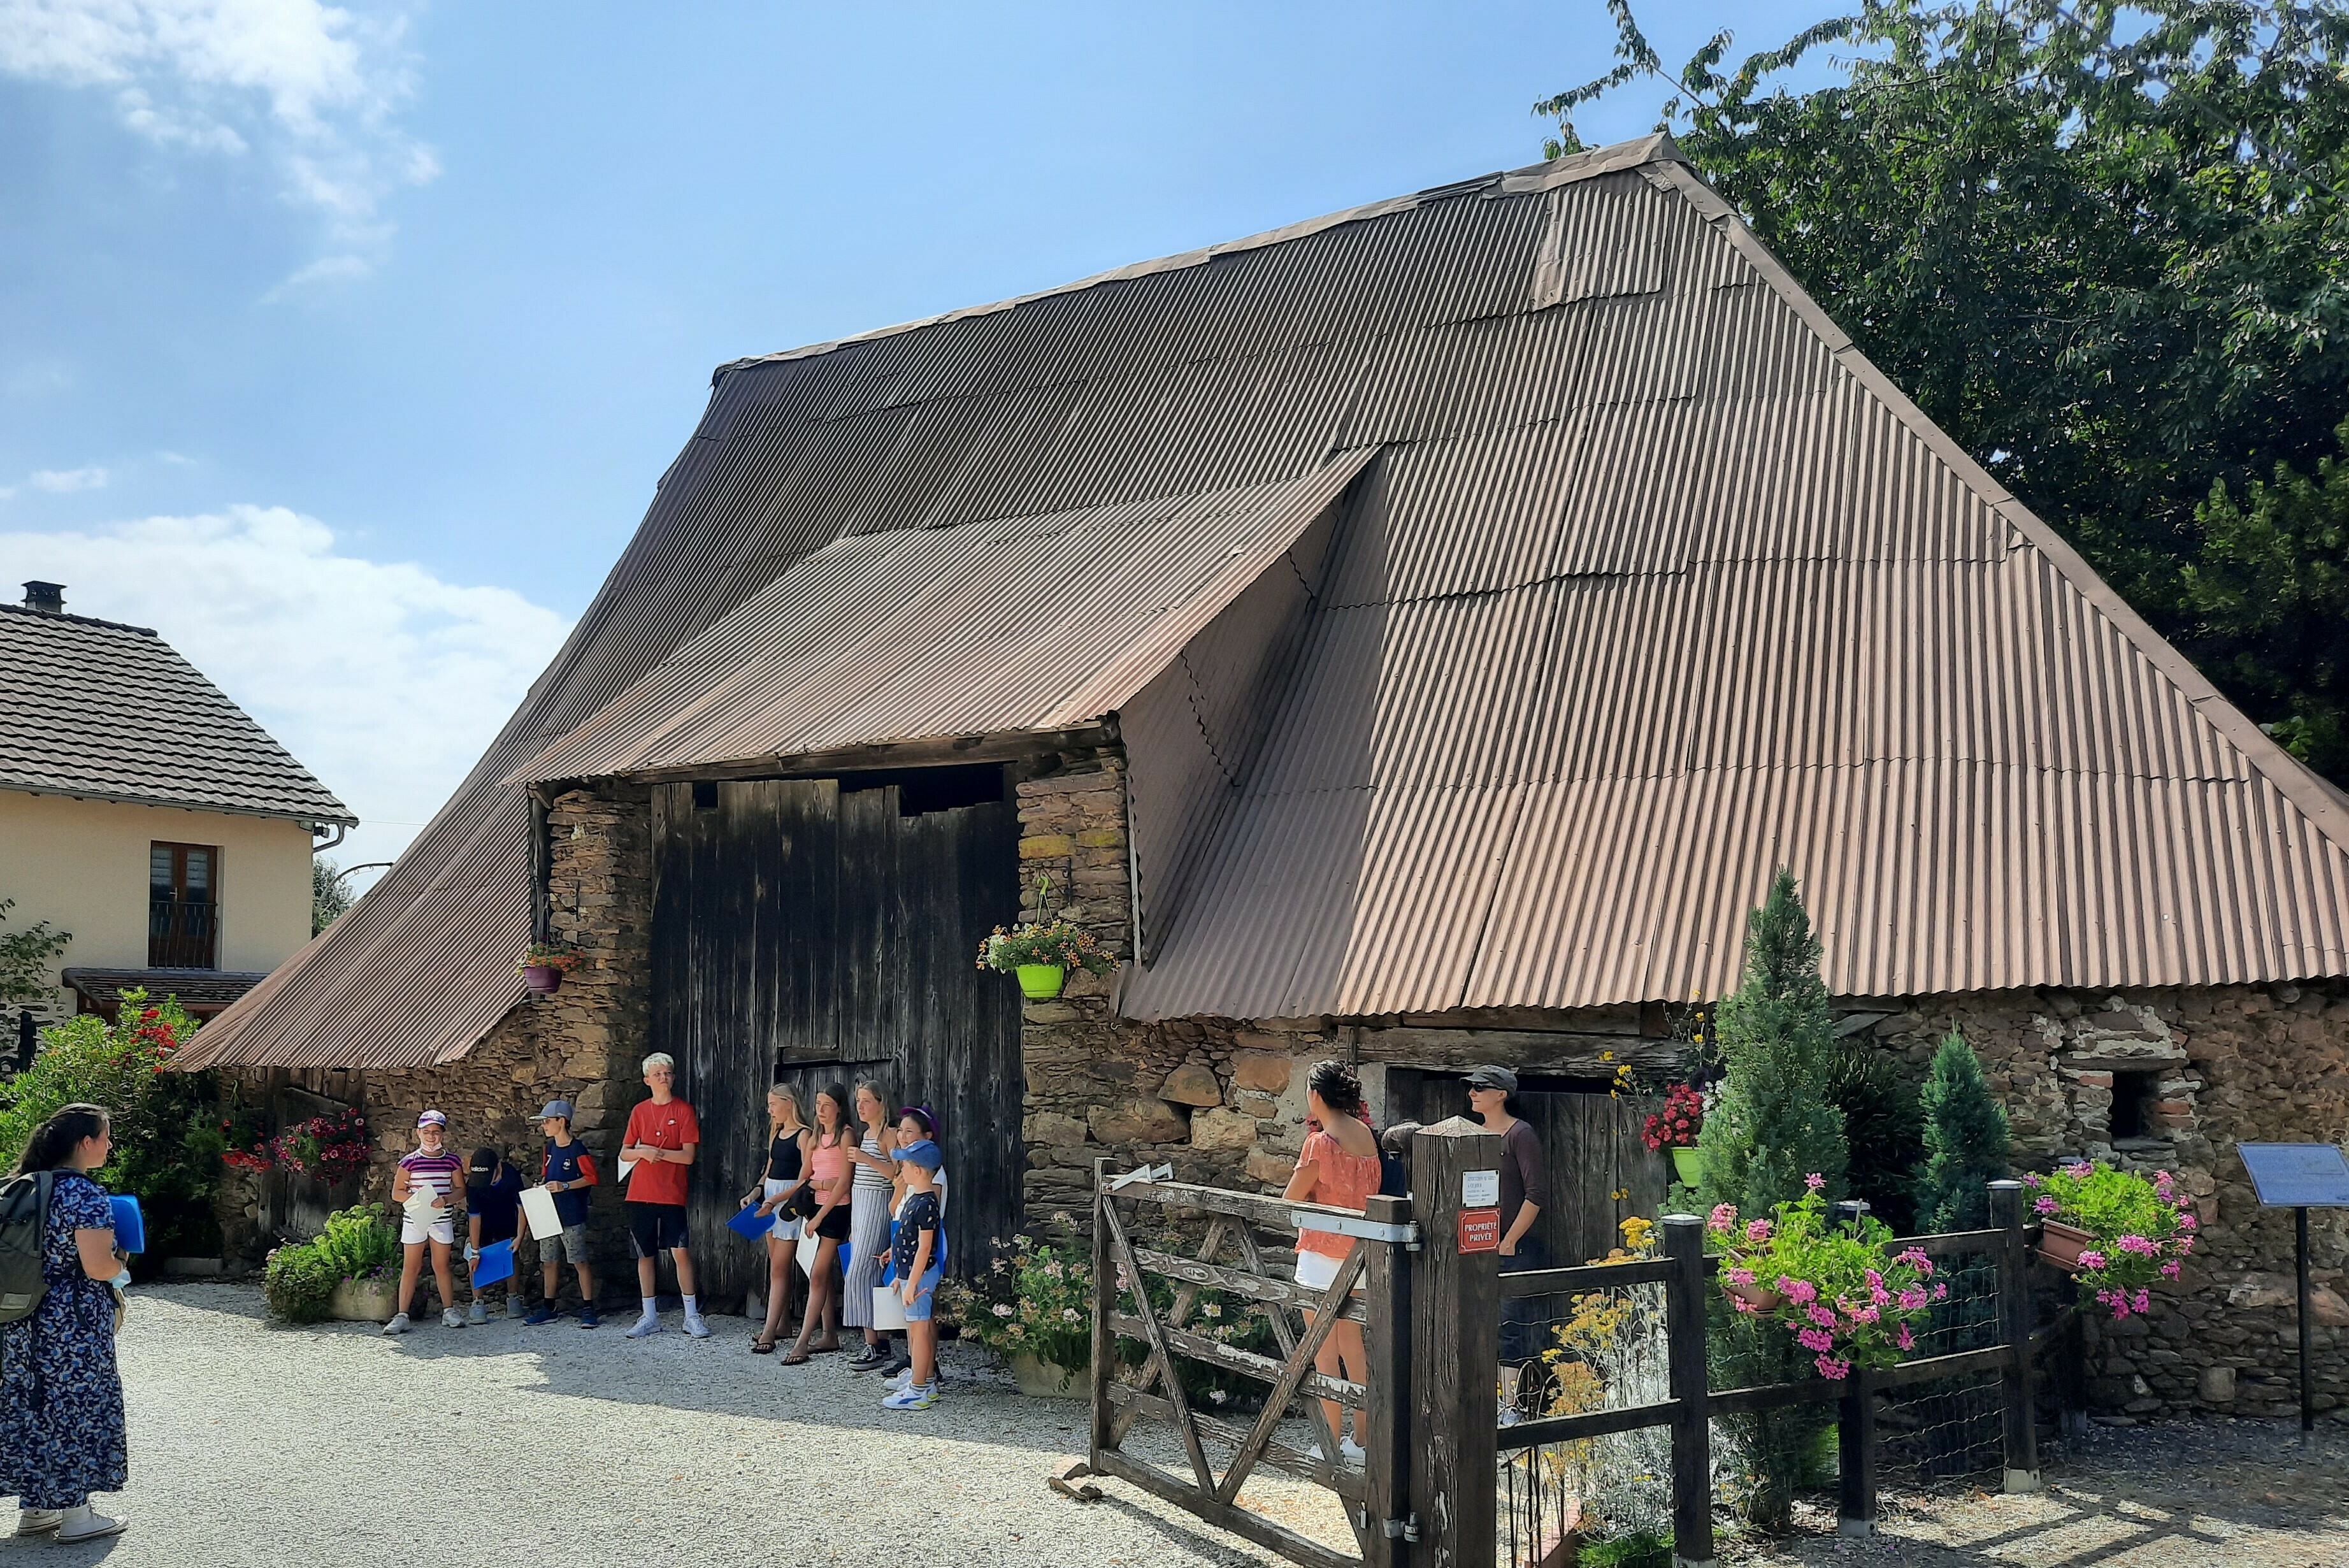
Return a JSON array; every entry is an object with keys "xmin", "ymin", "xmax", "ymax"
[{"xmin": 177, "ymin": 134, "xmax": 2349, "ymax": 1418}]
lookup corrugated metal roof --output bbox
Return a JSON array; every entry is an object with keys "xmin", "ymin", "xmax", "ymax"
[
  {"xmin": 507, "ymin": 451, "xmax": 1375, "ymax": 786},
  {"xmin": 0, "ymin": 602, "xmax": 354, "ymax": 825},
  {"xmin": 183, "ymin": 131, "xmax": 2349, "ymax": 1067}
]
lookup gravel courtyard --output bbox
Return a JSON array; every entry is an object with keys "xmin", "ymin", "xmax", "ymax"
[
  {"xmin": 40, "ymin": 1284, "xmax": 2349, "ymax": 1568},
  {"xmin": 72, "ymin": 1282, "xmax": 1308, "ymax": 1568}
]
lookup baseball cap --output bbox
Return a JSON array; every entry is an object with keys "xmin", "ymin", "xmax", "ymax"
[
  {"xmin": 1463, "ymin": 1066, "xmax": 1518, "ymax": 1093},
  {"xmin": 417, "ymin": 1109, "xmax": 448, "ymax": 1128},
  {"xmin": 896, "ymin": 1138, "xmax": 944, "ymax": 1172},
  {"xmin": 535, "ymin": 1099, "xmax": 575, "ymax": 1123}
]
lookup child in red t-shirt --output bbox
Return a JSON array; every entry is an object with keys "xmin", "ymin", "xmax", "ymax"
[{"xmin": 619, "ymin": 1053, "xmax": 706, "ymax": 1339}]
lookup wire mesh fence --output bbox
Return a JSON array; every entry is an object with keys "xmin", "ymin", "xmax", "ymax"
[{"xmin": 1876, "ymin": 1247, "xmax": 2006, "ymax": 1487}]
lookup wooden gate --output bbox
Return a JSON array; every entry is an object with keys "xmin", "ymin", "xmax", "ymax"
[
  {"xmin": 1088, "ymin": 1164, "xmax": 1413, "ymax": 1568},
  {"xmin": 649, "ymin": 774, "xmax": 1021, "ymax": 1300}
]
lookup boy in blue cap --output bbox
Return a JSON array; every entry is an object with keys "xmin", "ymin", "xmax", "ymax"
[
  {"xmin": 522, "ymin": 1100, "xmax": 600, "ymax": 1328},
  {"xmin": 880, "ymin": 1110, "xmax": 946, "ymax": 1411}
]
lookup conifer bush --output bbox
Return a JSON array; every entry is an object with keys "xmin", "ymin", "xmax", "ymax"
[
  {"xmin": 1911, "ymin": 1032, "xmax": 2011, "ymax": 1235},
  {"xmin": 1692, "ymin": 868, "xmax": 1850, "ymax": 1531}
]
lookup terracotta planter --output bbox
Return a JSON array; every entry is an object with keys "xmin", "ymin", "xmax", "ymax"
[
  {"xmin": 524, "ymin": 964, "xmax": 563, "ymax": 995},
  {"xmin": 1008, "ymin": 1349, "xmax": 1088, "ymax": 1399},
  {"xmin": 1669, "ymin": 1146, "xmax": 1704, "ymax": 1187},
  {"xmin": 1723, "ymin": 1277, "xmax": 1785, "ymax": 1312},
  {"xmin": 1015, "ymin": 963, "xmax": 1067, "ymax": 1000},
  {"xmin": 329, "ymin": 1274, "xmax": 399, "ymax": 1323},
  {"xmin": 2036, "ymin": 1218, "xmax": 2098, "ymax": 1272}
]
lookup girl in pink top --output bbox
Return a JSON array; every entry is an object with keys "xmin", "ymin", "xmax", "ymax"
[
  {"xmin": 784, "ymin": 1084, "xmax": 854, "ymax": 1363},
  {"xmin": 1282, "ymin": 1060, "xmax": 1381, "ymax": 1464}
]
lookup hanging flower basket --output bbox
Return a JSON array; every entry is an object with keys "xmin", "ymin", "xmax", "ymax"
[
  {"xmin": 524, "ymin": 964, "xmax": 564, "ymax": 995},
  {"xmin": 1016, "ymin": 963, "xmax": 1067, "ymax": 1000},
  {"xmin": 2025, "ymin": 1162, "xmax": 2196, "ymax": 1318},
  {"xmin": 521, "ymin": 941, "xmax": 582, "ymax": 995},
  {"xmin": 2034, "ymin": 1218, "xmax": 2097, "ymax": 1272}
]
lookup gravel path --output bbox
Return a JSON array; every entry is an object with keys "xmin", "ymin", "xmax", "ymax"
[{"xmin": 72, "ymin": 1282, "xmax": 1321, "ymax": 1568}]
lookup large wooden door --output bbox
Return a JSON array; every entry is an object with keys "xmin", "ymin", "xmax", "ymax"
[
  {"xmin": 1387, "ymin": 1070, "xmax": 1667, "ymax": 1266},
  {"xmin": 649, "ymin": 775, "xmax": 1022, "ymax": 1300}
]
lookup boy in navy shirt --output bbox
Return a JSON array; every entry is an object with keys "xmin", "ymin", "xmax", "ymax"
[{"xmin": 523, "ymin": 1100, "xmax": 600, "ymax": 1328}]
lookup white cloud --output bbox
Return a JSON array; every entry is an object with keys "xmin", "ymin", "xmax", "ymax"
[
  {"xmin": 0, "ymin": 0, "xmax": 437, "ymax": 245},
  {"xmin": 29, "ymin": 466, "xmax": 108, "ymax": 492},
  {"xmin": 1, "ymin": 503, "xmax": 573, "ymax": 867}
]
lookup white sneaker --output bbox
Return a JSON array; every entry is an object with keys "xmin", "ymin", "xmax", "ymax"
[
  {"xmin": 381, "ymin": 1313, "xmax": 411, "ymax": 1335},
  {"xmin": 1340, "ymin": 1437, "xmax": 1367, "ymax": 1465},
  {"xmin": 55, "ymin": 1506, "xmax": 126, "ymax": 1543},
  {"xmin": 442, "ymin": 1307, "xmax": 466, "ymax": 1328},
  {"xmin": 506, "ymin": 1295, "xmax": 527, "ymax": 1320},
  {"xmin": 15, "ymin": 1508, "xmax": 62, "ymax": 1536},
  {"xmin": 683, "ymin": 1312, "xmax": 711, "ymax": 1339},
  {"xmin": 625, "ymin": 1313, "xmax": 662, "ymax": 1339},
  {"xmin": 466, "ymin": 1302, "xmax": 487, "ymax": 1326},
  {"xmin": 884, "ymin": 1367, "xmax": 914, "ymax": 1390}
]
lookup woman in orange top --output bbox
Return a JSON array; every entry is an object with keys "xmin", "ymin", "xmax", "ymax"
[{"xmin": 1282, "ymin": 1060, "xmax": 1382, "ymax": 1464}]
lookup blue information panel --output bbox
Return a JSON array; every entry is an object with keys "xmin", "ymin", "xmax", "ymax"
[{"xmin": 2239, "ymin": 1144, "xmax": 2349, "ymax": 1208}]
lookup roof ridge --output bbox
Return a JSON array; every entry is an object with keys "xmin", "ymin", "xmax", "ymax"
[
  {"xmin": 0, "ymin": 601, "xmax": 156, "ymax": 637},
  {"xmin": 712, "ymin": 133, "xmax": 1687, "ymax": 384}
]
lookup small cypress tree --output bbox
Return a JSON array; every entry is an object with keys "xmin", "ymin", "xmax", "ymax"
[
  {"xmin": 1912, "ymin": 1032, "xmax": 2011, "ymax": 1234},
  {"xmin": 1693, "ymin": 868, "xmax": 1849, "ymax": 1531}
]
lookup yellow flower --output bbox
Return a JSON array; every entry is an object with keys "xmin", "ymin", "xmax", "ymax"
[{"xmin": 1600, "ymin": 1050, "xmax": 1615, "ymax": 1061}]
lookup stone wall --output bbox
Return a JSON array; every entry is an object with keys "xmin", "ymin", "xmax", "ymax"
[
  {"xmin": 219, "ymin": 784, "xmax": 654, "ymax": 1303},
  {"xmin": 1852, "ymin": 985, "xmax": 2349, "ymax": 1424}
]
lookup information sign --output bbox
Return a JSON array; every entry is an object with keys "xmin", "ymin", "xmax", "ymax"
[
  {"xmin": 2239, "ymin": 1144, "xmax": 2349, "ymax": 1208},
  {"xmin": 1462, "ymin": 1169, "xmax": 1500, "ymax": 1208},
  {"xmin": 1458, "ymin": 1208, "xmax": 1500, "ymax": 1254}
]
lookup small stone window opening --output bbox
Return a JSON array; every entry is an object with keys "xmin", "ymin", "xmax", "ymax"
[
  {"xmin": 2108, "ymin": 1068, "xmax": 2160, "ymax": 1140},
  {"xmin": 691, "ymin": 781, "xmax": 719, "ymax": 810}
]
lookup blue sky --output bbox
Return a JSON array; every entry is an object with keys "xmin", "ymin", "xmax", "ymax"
[{"xmin": 0, "ymin": 0, "xmax": 1824, "ymax": 874}]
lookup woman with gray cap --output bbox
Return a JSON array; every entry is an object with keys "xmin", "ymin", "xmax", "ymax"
[{"xmin": 1465, "ymin": 1067, "xmax": 1547, "ymax": 1372}]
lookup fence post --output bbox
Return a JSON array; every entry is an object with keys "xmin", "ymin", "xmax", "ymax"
[
  {"xmin": 1662, "ymin": 1214, "xmax": 1716, "ymax": 1568},
  {"xmin": 1835, "ymin": 1365, "xmax": 1877, "ymax": 1537},
  {"xmin": 1089, "ymin": 1157, "xmax": 1114, "ymax": 1472},
  {"xmin": 1408, "ymin": 1117, "xmax": 1502, "ymax": 1568},
  {"xmin": 1362, "ymin": 1191, "xmax": 1412, "ymax": 1568},
  {"xmin": 1991, "ymin": 1179, "xmax": 2042, "ymax": 1493}
]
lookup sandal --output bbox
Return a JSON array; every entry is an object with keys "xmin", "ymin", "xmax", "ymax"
[
  {"xmin": 780, "ymin": 1350, "xmax": 811, "ymax": 1365},
  {"xmin": 811, "ymin": 1339, "xmax": 843, "ymax": 1354},
  {"xmin": 751, "ymin": 1335, "xmax": 778, "ymax": 1355}
]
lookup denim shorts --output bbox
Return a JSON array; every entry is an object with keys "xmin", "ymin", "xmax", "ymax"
[
  {"xmin": 900, "ymin": 1265, "xmax": 943, "ymax": 1323},
  {"xmin": 538, "ymin": 1223, "xmax": 590, "ymax": 1264}
]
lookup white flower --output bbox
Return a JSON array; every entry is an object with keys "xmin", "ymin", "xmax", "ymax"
[
  {"xmin": 993, "ymin": 1304, "xmax": 1015, "ymax": 1318},
  {"xmin": 1202, "ymin": 1303, "xmax": 1221, "ymax": 1319},
  {"xmin": 1061, "ymin": 1307, "xmax": 1081, "ymax": 1323},
  {"xmin": 1209, "ymin": 1388, "xmax": 1228, "ymax": 1404}
]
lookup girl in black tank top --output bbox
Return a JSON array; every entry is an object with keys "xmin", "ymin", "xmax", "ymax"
[{"xmin": 745, "ymin": 1085, "xmax": 812, "ymax": 1353}]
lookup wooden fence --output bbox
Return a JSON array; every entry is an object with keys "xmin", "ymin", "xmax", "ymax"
[{"xmin": 1086, "ymin": 1117, "xmax": 2078, "ymax": 1568}]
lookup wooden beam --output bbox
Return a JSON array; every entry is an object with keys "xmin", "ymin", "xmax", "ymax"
[
  {"xmin": 1108, "ymin": 1384, "xmax": 1368, "ymax": 1502},
  {"xmin": 1500, "ymin": 1398, "xmax": 1679, "ymax": 1448},
  {"xmin": 1499, "ymin": 1258, "xmax": 1676, "ymax": 1297},
  {"xmin": 1133, "ymin": 1245, "xmax": 1367, "ymax": 1321},
  {"xmin": 1108, "ymin": 1314, "xmax": 1366, "ymax": 1407},
  {"xmin": 1102, "ymin": 1197, "xmax": 1218, "ymax": 1495},
  {"xmin": 610, "ymin": 724, "xmax": 1117, "ymax": 786},
  {"xmin": 1088, "ymin": 1448, "xmax": 1363, "ymax": 1568},
  {"xmin": 1353, "ymin": 1028, "xmax": 1677, "ymax": 1069},
  {"xmin": 1216, "ymin": 1244, "xmax": 1367, "ymax": 1505}
]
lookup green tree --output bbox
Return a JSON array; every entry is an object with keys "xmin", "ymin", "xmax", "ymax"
[
  {"xmin": 0, "ymin": 898, "xmax": 71, "ymax": 1008},
  {"xmin": 1824, "ymin": 1044, "xmax": 1923, "ymax": 1235},
  {"xmin": 1539, "ymin": 1, "xmax": 2349, "ymax": 779},
  {"xmin": 1913, "ymin": 1031, "xmax": 2012, "ymax": 1233},
  {"xmin": 312, "ymin": 858, "xmax": 355, "ymax": 937},
  {"xmin": 1695, "ymin": 868, "xmax": 1849, "ymax": 1530}
]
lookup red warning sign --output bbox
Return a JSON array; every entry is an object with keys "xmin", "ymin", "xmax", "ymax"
[{"xmin": 1458, "ymin": 1207, "xmax": 1501, "ymax": 1254}]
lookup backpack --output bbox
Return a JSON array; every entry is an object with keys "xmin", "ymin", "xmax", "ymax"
[{"xmin": 0, "ymin": 1170, "xmax": 56, "ymax": 1325}]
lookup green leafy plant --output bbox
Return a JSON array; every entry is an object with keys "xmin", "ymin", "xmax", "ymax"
[
  {"xmin": 2031, "ymin": 1162, "xmax": 2196, "ymax": 1318},
  {"xmin": 311, "ymin": 1203, "xmax": 399, "ymax": 1284},
  {"xmin": 975, "ymin": 874, "xmax": 1116, "ymax": 977},
  {"xmin": 944, "ymin": 1232, "xmax": 1096, "ymax": 1372},
  {"xmin": 1579, "ymin": 1534, "xmax": 1673, "ymax": 1568},
  {"xmin": 1913, "ymin": 1033, "xmax": 2011, "ymax": 1234},
  {"xmin": 312, "ymin": 858, "xmax": 355, "ymax": 937},
  {"xmin": 0, "ymin": 898, "xmax": 71, "ymax": 1008},
  {"xmin": 262, "ymin": 1239, "xmax": 341, "ymax": 1323},
  {"xmin": 1709, "ymin": 1179, "xmax": 1946, "ymax": 1379}
]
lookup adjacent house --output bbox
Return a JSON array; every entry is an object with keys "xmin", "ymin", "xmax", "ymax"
[
  {"xmin": 0, "ymin": 580, "xmax": 356, "ymax": 1031},
  {"xmin": 178, "ymin": 134, "xmax": 2346, "ymax": 1420}
]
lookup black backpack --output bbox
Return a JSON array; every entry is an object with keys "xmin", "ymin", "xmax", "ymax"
[{"xmin": 0, "ymin": 1171, "xmax": 54, "ymax": 1325}]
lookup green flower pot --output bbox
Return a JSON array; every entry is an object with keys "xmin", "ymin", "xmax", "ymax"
[
  {"xmin": 1670, "ymin": 1146, "xmax": 1705, "ymax": 1188},
  {"xmin": 1016, "ymin": 963, "xmax": 1067, "ymax": 1000}
]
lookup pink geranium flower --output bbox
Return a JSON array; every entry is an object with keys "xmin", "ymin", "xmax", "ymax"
[
  {"xmin": 2078, "ymin": 1249, "xmax": 2107, "ymax": 1270},
  {"xmin": 1746, "ymin": 1218, "xmax": 1774, "ymax": 1244},
  {"xmin": 1815, "ymin": 1355, "xmax": 1852, "ymax": 1380},
  {"xmin": 1807, "ymin": 1303, "xmax": 1837, "ymax": 1330},
  {"xmin": 1708, "ymin": 1204, "xmax": 1738, "ymax": 1234},
  {"xmin": 1896, "ymin": 1323, "xmax": 1914, "ymax": 1351},
  {"xmin": 1725, "ymin": 1267, "xmax": 1756, "ymax": 1286},
  {"xmin": 2033, "ymin": 1195, "xmax": 2059, "ymax": 1215},
  {"xmin": 1804, "ymin": 1172, "xmax": 1827, "ymax": 1191},
  {"xmin": 1781, "ymin": 1278, "xmax": 1819, "ymax": 1305},
  {"xmin": 1797, "ymin": 1327, "xmax": 1834, "ymax": 1353}
]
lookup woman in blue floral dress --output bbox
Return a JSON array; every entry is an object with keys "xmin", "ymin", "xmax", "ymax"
[{"xmin": 1, "ymin": 1103, "xmax": 129, "ymax": 1543}]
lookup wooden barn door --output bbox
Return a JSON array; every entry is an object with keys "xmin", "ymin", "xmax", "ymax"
[
  {"xmin": 649, "ymin": 776, "xmax": 1021, "ymax": 1303},
  {"xmin": 1388, "ymin": 1072, "xmax": 1667, "ymax": 1266}
]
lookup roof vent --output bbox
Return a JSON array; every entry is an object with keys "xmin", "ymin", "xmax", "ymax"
[{"xmin": 21, "ymin": 581, "xmax": 64, "ymax": 614}]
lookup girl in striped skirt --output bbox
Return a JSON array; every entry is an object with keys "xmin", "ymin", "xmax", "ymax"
[{"xmin": 842, "ymin": 1079, "xmax": 900, "ymax": 1371}]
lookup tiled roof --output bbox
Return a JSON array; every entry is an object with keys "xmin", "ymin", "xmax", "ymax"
[
  {"xmin": 62, "ymin": 967, "xmax": 272, "ymax": 1016},
  {"xmin": 0, "ymin": 603, "xmax": 354, "ymax": 824},
  {"xmin": 182, "ymin": 132, "xmax": 2349, "ymax": 1069}
]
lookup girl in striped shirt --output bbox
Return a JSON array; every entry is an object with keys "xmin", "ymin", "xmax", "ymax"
[{"xmin": 384, "ymin": 1110, "xmax": 467, "ymax": 1334}]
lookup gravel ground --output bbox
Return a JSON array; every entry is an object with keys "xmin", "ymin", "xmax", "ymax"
[
  {"xmin": 1726, "ymin": 1418, "xmax": 2349, "ymax": 1567},
  {"xmin": 65, "ymin": 1281, "xmax": 1323, "ymax": 1568}
]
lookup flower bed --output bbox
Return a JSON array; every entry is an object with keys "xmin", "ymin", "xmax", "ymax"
[
  {"xmin": 1707, "ymin": 1176, "xmax": 1946, "ymax": 1380},
  {"xmin": 2027, "ymin": 1161, "xmax": 2195, "ymax": 1318}
]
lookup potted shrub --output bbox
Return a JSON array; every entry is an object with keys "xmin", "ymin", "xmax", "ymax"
[
  {"xmin": 1706, "ymin": 1175, "xmax": 1946, "ymax": 1379},
  {"xmin": 269, "ymin": 1109, "xmax": 371, "ymax": 1187},
  {"xmin": 1642, "ymin": 1082, "xmax": 1707, "ymax": 1186},
  {"xmin": 521, "ymin": 940, "xmax": 582, "ymax": 995},
  {"xmin": 2027, "ymin": 1161, "xmax": 2197, "ymax": 1318},
  {"xmin": 975, "ymin": 879, "xmax": 1116, "ymax": 1001},
  {"xmin": 944, "ymin": 1232, "xmax": 1097, "ymax": 1396}
]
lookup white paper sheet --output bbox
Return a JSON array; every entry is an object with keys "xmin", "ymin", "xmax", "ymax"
[
  {"xmin": 401, "ymin": 1188, "xmax": 442, "ymax": 1221},
  {"xmin": 618, "ymin": 1158, "xmax": 638, "ymax": 1184},
  {"xmin": 519, "ymin": 1185, "xmax": 564, "ymax": 1240}
]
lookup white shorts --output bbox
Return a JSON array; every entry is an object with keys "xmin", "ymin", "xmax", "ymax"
[
  {"xmin": 402, "ymin": 1214, "xmax": 454, "ymax": 1246},
  {"xmin": 763, "ymin": 1178, "xmax": 802, "ymax": 1241},
  {"xmin": 1294, "ymin": 1249, "xmax": 1341, "ymax": 1291}
]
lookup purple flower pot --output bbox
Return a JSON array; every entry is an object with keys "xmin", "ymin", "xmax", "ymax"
[{"xmin": 524, "ymin": 964, "xmax": 563, "ymax": 995}]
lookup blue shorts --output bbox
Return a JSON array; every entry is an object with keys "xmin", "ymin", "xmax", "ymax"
[{"xmin": 901, "ymin": 1265, "xmax": 942, "ymax": 1323}]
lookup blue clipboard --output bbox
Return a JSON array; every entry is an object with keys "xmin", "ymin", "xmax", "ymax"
[
  {"xmin": 471, "ymin": 1239, "xmax": 514, "ymax": 1288},
  {"xmin": 726, "ymin": 1204, "xmax": 773, "ymax": 1242},
  {"xmin": 109, "ymin": 1195, "xmax": 145, "ymax": 1255}
]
